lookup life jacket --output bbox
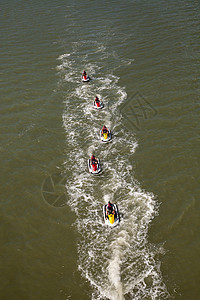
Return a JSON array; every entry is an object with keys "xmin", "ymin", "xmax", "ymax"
[
  {"xmin": 92, "ymin": 163, "xmax": 97, "ymax": 171},
  {"xmin": 82, "ymin": 72, "xmax": 87, "ymax": 80},
  {"xmin": 95, "ymin": 98, "xmax": 100, "ymax": 107}
]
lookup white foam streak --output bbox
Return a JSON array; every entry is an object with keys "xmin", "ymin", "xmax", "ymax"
[
  {"xmin": 108, "ymin": 248, "xmax": 124, "ymax": 300},
  {"xmin": 57, "ymin": 53, "xmax": 71, "ymax": 60},
  {"xmin": 57, "ymin": 39, "xmax": 169, "ymax": 300},
  {"xmin": 104, "ymin": 194, "xmax": 113, "ymax": 204}
]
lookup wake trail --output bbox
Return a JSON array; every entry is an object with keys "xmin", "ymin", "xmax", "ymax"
[{"xmin": 57, "ymin": 40, "xmax": 169, "ymax": 300}]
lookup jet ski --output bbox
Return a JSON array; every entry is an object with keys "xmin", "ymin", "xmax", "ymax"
[
  {"xmin": 88, "ymin": 158, "xmax": 102, "ymax": 174},
  {"xmin": 100, "ymin": 129, "xmax": 112, "ymax": 143},
  {"xmin": 93, "ymin": 100, "xmax": 104, "ymax": 110},
  {"xmin": 82, "ymin": 75, "xmax": 90, "ymax": 82},
  {"xmin": 103, "ymin": 204, "xmax": 120, "ymax": 228}
]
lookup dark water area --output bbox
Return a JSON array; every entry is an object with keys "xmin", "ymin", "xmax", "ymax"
[{"xmin": 1, "ymin": 1, "xmax": 200, "ymax": 299}]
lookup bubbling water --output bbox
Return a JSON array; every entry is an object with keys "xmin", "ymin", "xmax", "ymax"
[{"xmin": 57, "ymin": 40, "xmax": 169, "ymax": 299}]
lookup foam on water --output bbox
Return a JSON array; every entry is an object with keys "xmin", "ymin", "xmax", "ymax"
[{"xmin": 57, "ymin": 41, "xmax": 169, "ymax": 299}]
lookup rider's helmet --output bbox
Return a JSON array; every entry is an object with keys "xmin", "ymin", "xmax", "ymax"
[{"xmin": 107, "ymin": 201, "xmax": 112, "ymax": 208}]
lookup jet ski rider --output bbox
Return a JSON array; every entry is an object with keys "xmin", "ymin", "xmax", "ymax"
[
  {"xmin": 91, "ymin": 154, "xmax": 98, "ymax": 165},
  {"xmin": 106, "ymin": 201, "xmax": 115, "ymax": 219},
  {"xmin": 82, "ymin": 70, "xmax": 87, "ymax": 77},
  {"xmin": 101, "ymin": 125, "xmax": 109, "ymax": 135},
  {"xmin": 94, "ymin": 96, "xmax": 100, "ymax": 104}
]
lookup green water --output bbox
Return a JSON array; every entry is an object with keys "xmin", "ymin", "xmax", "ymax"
[{"xmin": 1, "ymin": 1, "xmax": 200, "ymax": 299}]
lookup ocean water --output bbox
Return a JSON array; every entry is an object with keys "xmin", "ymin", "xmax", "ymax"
[{"xmin": 1, "ymin": 1, "xmax": 200, "ymax": 299}]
